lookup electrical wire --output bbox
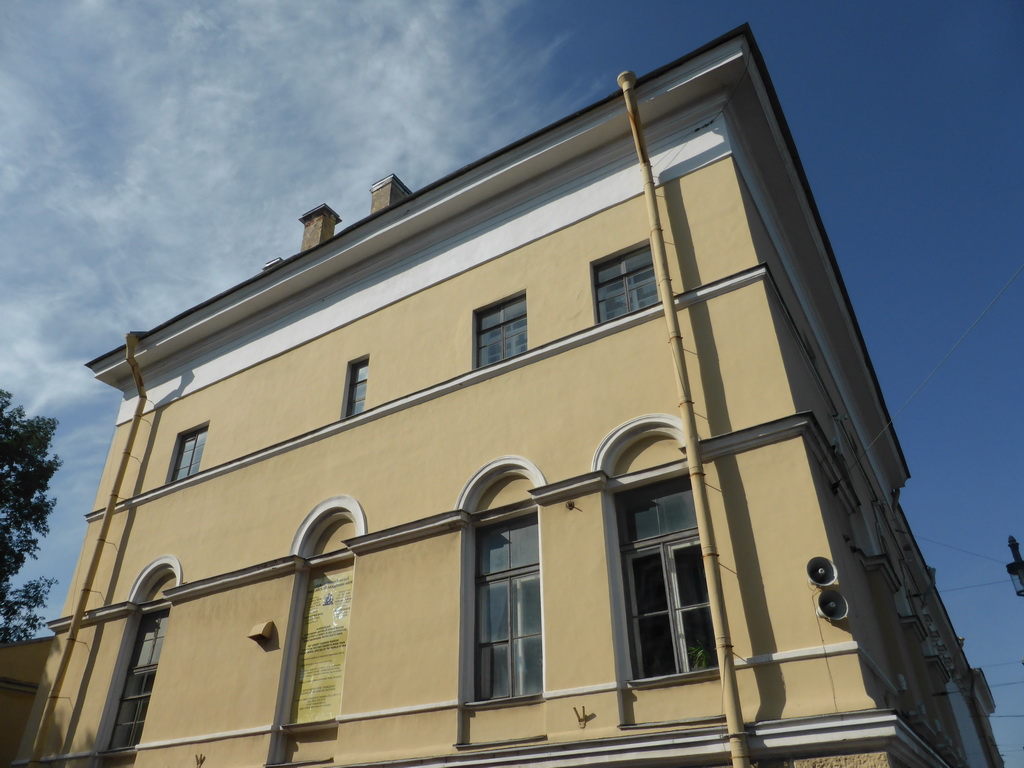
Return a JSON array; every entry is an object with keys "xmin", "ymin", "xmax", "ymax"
[
  {"xmin": 915, "ymin": 535, "xmax": 1007, "ymax": 564},
  {"xmin": 858, "ymin": 261, "xmax": 1024, "ymax": 460}
]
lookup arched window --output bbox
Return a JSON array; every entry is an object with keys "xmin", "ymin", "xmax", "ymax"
[
  {"xmin": 108, "ymin": 557, "xmax": 181, "ymax": 749},
  {"xmin": 457, "ymin": 456, "xmax": 546, "ymax": 702},
  {"xmin": 593, "ymin": 416, "xmax": 713, "ymax": 680}
]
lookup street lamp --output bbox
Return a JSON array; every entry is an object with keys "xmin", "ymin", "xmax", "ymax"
[{"xmin": 1007, "ymin": 536, "xmax": 1024, "ymax": 597}]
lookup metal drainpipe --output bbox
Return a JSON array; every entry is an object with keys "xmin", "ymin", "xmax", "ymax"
[
  {"xmin": 617, "ymin": 72, "xmax": 752, "ymax": 768},
  {"xmin": 30, "ymin": 333, "xmax": 148, "ymax": 766}
]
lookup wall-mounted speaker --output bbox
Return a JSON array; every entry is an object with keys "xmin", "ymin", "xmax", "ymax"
[
  {"xmin": 817, "ymin": 589, "xmax": 849, "ymax": 621},
  {"xmin": 807, "ymin": 557, "xmax": 838, "ymax": 587}
]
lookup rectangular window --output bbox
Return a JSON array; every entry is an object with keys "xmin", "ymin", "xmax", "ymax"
[
  {"xmin": 618, "ymin": 478, "xmax": 715, "ymax": 679},
  {"xmin": 475, "ymin": 295, "xmax": 527, "ymax": 368},
  {"xmin": 594, "ymin": 248, "xmax": 658, "ymax": 323},
  {"xmin": 475, "ymin": 516, "xmax": 542, "ymax": 700},
  {"xmin": 110, "ymin": 609, "xmax": 169, "ymax": 749},
  {"xmin": 345, "ymin": 358, "xmax": 369, "ymax": 417},
  {"xmin": 171, "ymin": 427, "xmax": 206, "ymax": 481}
]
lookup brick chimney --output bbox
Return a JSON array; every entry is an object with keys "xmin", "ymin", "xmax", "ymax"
[
  {"xmin": 370, "ymin": 175, "xmax": 411, "ymax": 213},
  {"xmin": 299, "ymin": 204, "xmax": 341, "ymax": 251}
]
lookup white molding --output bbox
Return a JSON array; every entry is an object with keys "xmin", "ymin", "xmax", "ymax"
[
  {"xmin": 543, "ymin": 682, "xmax": 620, "ymax": 700},
  {"xmin": 127, "ymin": 555, "xmax": 183, "ymax": 603},
  {"xmin": 456, "ymin": 456, "xmax": 548, "ymax": 513},
  {"xmin": 102, "ymin": 107, "xmax": 734, "ymax": 424},
  {"xmin": 346, "ymin": 510, "xmax": 468, "ymax": 556},
  {"xmin": 135, "ymin": 724, "xmax": 274, "ymax": 750},
  {"xmin": 592, "ymin": 414, "xmax": 685, "ymax": 475},
  {"xmin": 529, "ymin": 472, "xmax": 607, "ymax": 506},
  {"xmin": 738, "ymin": 640, "xmax": 858, "ymax": 668},
  {"xmin": 336, "ymin": 700, "xmax": 459, "ymax": 724},
  {"xmin": 164, "ymin": 556, "xmax": 301, "ymax": 603},
  {"xmin": 290, "ymin": 495, "xmax": 368, "ymax": 557}
]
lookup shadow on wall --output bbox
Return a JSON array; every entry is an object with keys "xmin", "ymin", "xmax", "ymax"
[
  {"xmin": 132, "ymin": 368, "xmax": 197, "ymax": 497},
  {"xmin": 662, "ymin": 180, "xmax": 786, "ymax": 721}
]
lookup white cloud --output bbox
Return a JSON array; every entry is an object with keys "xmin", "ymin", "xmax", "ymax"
[{"xmin": 0, "ymin": 0, "xmax": 563, "ymax": 622}]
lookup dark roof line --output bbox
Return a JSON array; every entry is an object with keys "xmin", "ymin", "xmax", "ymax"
[
  {"xmin": 83, "ymin": 23, "xmax": 906, "ymax": 479},
  {"xmin": 738, "ymin": 29, "xmax": 909, "ymax": 477},
  {"xmin": 85, "ymin": 24, "xmax": 752, "ymax": 370}
]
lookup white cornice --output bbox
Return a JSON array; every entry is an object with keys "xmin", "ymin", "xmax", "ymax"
[
  {"xmin": 164, "ymin": 556, "xmax": 302, "ymax": 604},
  {"xmin": 346, "ymin": 510, "xmax": 468, "ymax": 556},
  {"xmin": 94, "ymin": 50, "xmax": 748, "ymax": 422}
]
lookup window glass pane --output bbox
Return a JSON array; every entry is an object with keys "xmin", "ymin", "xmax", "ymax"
[
  {"xmin": 505, "ymin": 330, "xmax": 527, "ymax": 358},
  {"xmin": 622, "ymin": 249, "xmax": 652, "ymax": 274},
  {"xmin": 478, "ymin": 581, "xmax": 509, "ymax": 642},
  {"xmin": 596, "ymin": 261, "xmax": 624, "ymax": 284},
  {"xmin": 681, "ymin": 607, "xmax": 716, "ymax": 670},
  {"xmin": 479, "ymin": 643, "xmax": 509, "ymax": 699},
  {"xmin": 636, "ymin": 614, "xmax": 676, "ymax": 677},
  {"xmin": 478, "ymin": 528, "xmax": 510, "ymax": 574},
  {"xmin": 478, "ymin": 329, "xmax": 503, "ymax": 350},
  {"xmin": 110, "ymin": 722, "xmax": 135, "ymax": 750},
  {"xmin": 513, "ymin": 574, "xmax": 541, "ymax": 636},
  {"xmin": 514, "ymin": 635, "xmax": 543, "ymax": 695},
  {"xmin": 629, "ymin": 280, "xmax": 658, "ymax": 311},
  {"xmin": 123, "ymin": 671, "xmax": 147, "ymax": 698},
  {"xmin": 506, "ymin": 315, "xmax": 527, "ymax": 334},
  {"xmin": 478, "ymin": 343, "xmax": 502, "ymax": 367},
  {"xmin": 660, "ymin": 489, "xmax": 696, "ymax": 533},
  {"xmin": 504, "ymin": 298, "xmax": 527, "ymax": 319},
  {"xmin": 625, "ymin": 264, "xmax": 655, "ymax": 289},
  {"xmin": 673, "ymin": 545, "xmax": 709, "ymax": 606},
  {"xmin": 509, "ymin": 522, "xmax": 538, "ymax": 569},
  {"xmin": 630, "ymin": 553, "xmax": 668, "ymax": 615},
  {"xmin": 479, "ymin": 309, "xmax": 503, "ymax": 331},
  {"xmin": 624, "ymin": 498, "xmax": 660, "ymax": 542}
]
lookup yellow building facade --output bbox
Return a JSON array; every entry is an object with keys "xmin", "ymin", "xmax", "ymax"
[{"xmin": 17, "ymin": 27, "xmax": 1000, "ymax": 768}]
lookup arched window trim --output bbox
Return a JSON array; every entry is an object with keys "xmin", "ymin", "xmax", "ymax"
[
  {"xmin": 128, "ymin": 555, "xmax": 183, "ymax": 604},
  {"xmin": 592, "ymin": 414, "xmax": 685, "ymax": 476},
  {"xmin": 456, "ymin": 455, "xmax": 547, "ymax": 514},
  {"xmin": 290, "ymin": 495, "xmax": 367, "ymax": 558}
]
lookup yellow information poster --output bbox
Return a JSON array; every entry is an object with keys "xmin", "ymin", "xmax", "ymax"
[{"xmin": 290, "ymin": 569, "xmax": 354, "ymax": 723}]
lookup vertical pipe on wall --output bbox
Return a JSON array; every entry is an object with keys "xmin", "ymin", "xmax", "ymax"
[
  {"xmin": 617, "ymin": 71, "xmax": 752, "ymax": 768},
  {"xmin": 29, "ymin": 334, "xmax": 148, "ymax": 766}
]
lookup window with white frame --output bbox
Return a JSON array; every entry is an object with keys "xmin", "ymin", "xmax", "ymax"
[
  {"xmin": 475, "ymin": 515, "xmax": 542, "ymax": 699},
  {"xmin": 475, "ymin": 295, "xmax": 527, "ymax": 368},
  {"xmin": 171, "ymin": 426, "xmax": 206, "ymax": 481},
  {"xmin": 594, "ymin": 248, "xmax": 658, "ymax": 323},
  {"xmin": 618, "ymin": 477, "xmax": 715, "ymax": 678},
  {"xmin": 109, "ymin": 609, "xmax": 170, "ymax": 749}
]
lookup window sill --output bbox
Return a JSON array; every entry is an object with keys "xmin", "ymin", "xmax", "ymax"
[
  {"xmin": 627, "ymin": 667, "xmax": 719, "ymax": 689},
  {"xmin": 463, "ymin": 693, "xmax": 545, "ymax": 710}
]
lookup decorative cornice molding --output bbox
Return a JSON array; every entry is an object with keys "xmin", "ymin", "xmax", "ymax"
[
  {"xmin": 530, "ymin": 471, "xmax": 607, "ymax": 506},
  {"xmin": 346, "ymin": 510, "xmax": 469, "ymax": 556},
  {"xmin": 164, "ymin": 556, "xmax": 302, "ymax": 604}
]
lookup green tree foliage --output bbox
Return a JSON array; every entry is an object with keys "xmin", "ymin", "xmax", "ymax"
[{"xmin": 0, "ymin": 389, "xmax": 60, "ymax": 642}]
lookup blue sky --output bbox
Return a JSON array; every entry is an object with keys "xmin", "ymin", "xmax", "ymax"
[{"xmin": 2, "ymin": 1, "xmax": 1022, "ymax": 763}]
